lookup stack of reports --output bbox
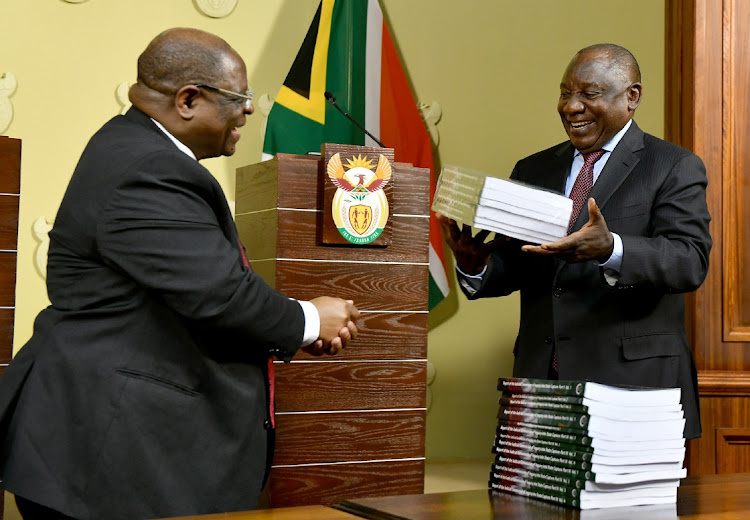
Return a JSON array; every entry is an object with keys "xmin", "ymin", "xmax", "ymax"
[{"xmin": 489, "ymin": 377, "xmax": 686, "ymax": 510}]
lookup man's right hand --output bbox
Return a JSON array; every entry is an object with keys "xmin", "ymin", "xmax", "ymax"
[
  {"xmin": 435, "ymin": 213, "xmax": 497, "ymax": 275},
  {"xmin": 306, "ymin": 297, "xmax": 359, "ymax": 356}
]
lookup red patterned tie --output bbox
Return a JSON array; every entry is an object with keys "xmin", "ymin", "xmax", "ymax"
[
  {"xmin": 238, "ymin": 238, "xmax": 276, "ymax": 428},
  {"xmin": 566, "ymin": 150, "xmax": 606, "ymax": 235},
  {"xmin": 553, "ymin": 150, "xmax": 606, "ymax": 374}
]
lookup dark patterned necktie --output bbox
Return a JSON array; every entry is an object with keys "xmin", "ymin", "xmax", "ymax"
[
  {"xmin": 566, "ymin": 150, "xmax": 606, "ymax": 235},
  {"xmin": 238, "ymin": 238, "xmax": 276, "ymax": 428},
  {"xmin": 553, "ymin": 149, "xmax": 606, "ymax": 374}
]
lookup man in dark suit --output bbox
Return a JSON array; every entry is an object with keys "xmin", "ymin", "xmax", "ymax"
[
  {"xmin": 437, "ymin": 44, "xmax": 711, "ymax": 439},
  {"xmin": 0, "ymin": 28, "xmax": 359, "ymax": 520}
]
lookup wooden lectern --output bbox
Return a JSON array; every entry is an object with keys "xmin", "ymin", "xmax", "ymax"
[{"xmin": 235, "ymin": 145, "xmax": 430, "ymax": 507}]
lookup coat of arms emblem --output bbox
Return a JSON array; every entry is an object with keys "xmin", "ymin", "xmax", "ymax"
[{"xmin": 326, "ymin": 152, "xmax": 391, "ymax": 244}]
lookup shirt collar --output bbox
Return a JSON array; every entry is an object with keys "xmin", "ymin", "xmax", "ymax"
[
  {"xmin": 150, "ymin": 118, "xmax": 197, "ymax": 161},
  {"xmin": 573, "ymin": 119, "xmax": 632, "ymax": 159}
]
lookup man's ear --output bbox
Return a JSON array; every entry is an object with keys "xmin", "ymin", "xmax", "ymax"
[
  {"xmin": 174, "ymin": 85, "xmax": 201, "ymax": 120},
  {"xmin": 627, "ymin": 82, "xmax": 642, "ymax": 112}
]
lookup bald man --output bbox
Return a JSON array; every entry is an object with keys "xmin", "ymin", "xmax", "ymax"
[
  {"xmin": 0, "ymin": 28, "xmax": 358, "ymax": 519},
  {"xmin": 438, "ymin": 44, "xmax": 711, "ymax": 439}
]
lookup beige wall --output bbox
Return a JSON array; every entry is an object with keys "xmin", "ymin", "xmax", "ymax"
[{"xmin": 0, "ymin": 0, "xmax": 664, "ymax": 465}]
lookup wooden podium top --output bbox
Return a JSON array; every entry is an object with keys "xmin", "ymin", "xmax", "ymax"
[{"xmin": 159, "ymin": 473, "xmax": 750, "ymax": 519}]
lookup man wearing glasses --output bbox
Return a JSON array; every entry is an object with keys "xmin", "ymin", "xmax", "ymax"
[{"xmin": 0, "ymin": 28, "xmax": 359, "ymax": 520}]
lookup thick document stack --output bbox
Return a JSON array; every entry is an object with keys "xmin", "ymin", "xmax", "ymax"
[
  {"xmin": 431, "ymin": 164, "xmax": 573, "ymax": 244},
  {"xmin": 489, "ymin": 377, "xmax": 687, "ymax": 510}
]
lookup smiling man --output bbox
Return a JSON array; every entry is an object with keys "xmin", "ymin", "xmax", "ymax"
[
  {"xmin": 437, "ymin": 43, "xmax": 711, "ymax": 440},
  {"xmin": 0, "ymin": 28, "xmax": 359, "ymax": 520}
]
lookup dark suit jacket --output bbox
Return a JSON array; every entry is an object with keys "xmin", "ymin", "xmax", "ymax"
[
  {"xmin": 460, "ymin": 121, "xmax": 711, "ymax": 439},
  {"xmin": 0, "ymin": 107, "xmax": 305, "ymax": 519}
]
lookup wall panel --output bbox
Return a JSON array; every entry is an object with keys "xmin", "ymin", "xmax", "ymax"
[{"xmin": 666, "ymin": 0, "xmax": 750, "ymax": 475}]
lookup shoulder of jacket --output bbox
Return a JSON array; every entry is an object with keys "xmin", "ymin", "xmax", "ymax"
[
  {"xmin": 514, "ymin": 141, "xmax": 572, "ymax": 170},
  {"xmin": 641, "ymin": 131, "xmax": 695, "ymax": 159}
]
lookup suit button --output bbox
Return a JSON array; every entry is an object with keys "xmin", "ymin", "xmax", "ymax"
[
  {"xmin": 263, "ymin": 420, "xmax": 272, "ymax": 430},
  {"xmin": 552, "ymin": 287, "xmax": 563, "ymax": 297},
  {"xmin": 545, "ymin": 336, "xmax": 553, "ymax": 344}
]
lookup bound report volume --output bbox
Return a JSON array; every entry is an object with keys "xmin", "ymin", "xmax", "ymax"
[{"xmin": 431, "ymin": 164, "xmax": 573, "ymax": 244}]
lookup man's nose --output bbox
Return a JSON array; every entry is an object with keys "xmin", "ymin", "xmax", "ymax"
[
  {"xmin": 562, "ymin": 95, "xmax": 584, "ymax": 114},
  {"xmin": 562, "ymin": 94, "xmax": 586, "ymax": 114}
]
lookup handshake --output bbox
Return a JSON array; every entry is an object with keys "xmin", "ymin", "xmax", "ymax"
[{"xmin": 304, "ymin": 296, "xmax": 360, "ymax": 356}]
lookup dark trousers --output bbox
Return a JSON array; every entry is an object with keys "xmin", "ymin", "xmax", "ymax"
[{"xmin": 15, "ymin": 495, "xmax": 78, "ymax": 520}]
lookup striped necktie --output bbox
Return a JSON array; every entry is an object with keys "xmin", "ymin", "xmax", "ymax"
[{"xmin": 567, "ymin": 150, "xmax": 606, "ymax": 235}]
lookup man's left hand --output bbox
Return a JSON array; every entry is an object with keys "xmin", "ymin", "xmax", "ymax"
[{"xmin": 520, "ymin": 198, "xmax": 614, "ymax": 263}]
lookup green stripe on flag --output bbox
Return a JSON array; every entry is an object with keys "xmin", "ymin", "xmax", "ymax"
[
  {"xmin": 325, "ymin": 0, "xmax": 368, "ymax": 134},
  {"xmin": 263, "ymin": 103, "xmax": 326, "ymax": 156},
  {"xmin": 429, "ymin": 274, "xmax": 448, "ymax": 310}
]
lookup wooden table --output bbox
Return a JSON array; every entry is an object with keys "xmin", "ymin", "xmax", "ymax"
[
  {"xmin": 335, "ymin": 473, "xmax": 750, "ymax": 519},
  {"xmin": 159, "ymin": 473, "xmax": 750, "ymax": 519},
  {"xmin": 159, "ymin": 504, "xmax": 360, "ymax": 519}
]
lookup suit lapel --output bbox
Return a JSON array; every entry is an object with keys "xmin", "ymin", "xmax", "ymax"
[
  {"xmin": 541, "ymin": 142, "xmax": 575, "ymax": 194},
  {"xmin": 588, "ymin": 121, "xmax": 644, "ymax": 214}
]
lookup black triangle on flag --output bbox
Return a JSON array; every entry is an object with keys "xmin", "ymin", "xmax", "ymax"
[{"xmin": 283, "ymin": 3, "xmax": 321, "ymax": 100}]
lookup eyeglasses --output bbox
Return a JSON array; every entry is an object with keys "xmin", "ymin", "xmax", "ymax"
[{"xmin": 194, "ymin": 83, "xmax": 254, "ymax": 110}]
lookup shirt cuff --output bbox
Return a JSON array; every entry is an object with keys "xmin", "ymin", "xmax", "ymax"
[
  {"xmin": 599, "ymin": 232, "xmax": 623, "ymax": 286},
  {"xmin": 455, "ymin": 262, "xmax": 488, "ymax": 279},
  {"xmin": 297, "ymin": 299, "xmax": 320, "ymax": 347},
  {"xmin": 455, "ymin": 262, "xmax": 487, "ymax": 297}
]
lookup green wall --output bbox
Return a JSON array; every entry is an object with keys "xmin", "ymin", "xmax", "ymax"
[{"xmin": 0, "ymin": 0, "xmax": 664, "ymax": 463}]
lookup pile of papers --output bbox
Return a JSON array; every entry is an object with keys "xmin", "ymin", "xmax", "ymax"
[
  {"xmin": 431, "ymin": 164, "xmax": 573, "ymax": 244},
  {"xmin": 489, "ymin": 377, "xmax": 687, "ymax": 510}
]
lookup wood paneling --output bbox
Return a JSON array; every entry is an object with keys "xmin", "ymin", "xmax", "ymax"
[
  {"xmin": 688, "ymin": 394, "xmax": 750, "ymax": 475},
  {"xmin": 235, "ymin": 210, "xmax": 277, "ymax": 260},
  {"xmin": 0, "ymin": 308, "xmax": 15, "ymax": 365},
  {"xmin": 666, "ymin": 0, "xmax": 750, "ymax": 475},
  {"xmin": 268, "ymin": 459, "xmax": 424, "ymax": 508},
  {"xmin": 275, "ymin": 361, "xmax": 426, "ymax": 412},
  {"xmin": 723, "ymin": 0, "xmax": 750, "ymax": 342},
  {"xmin": 273, "ymin": 410, "xmax": 425, "ymax": 465},
  {"xmin": 716, "ymin": 428, "xmax": 750, "ymax": 474},
  {"xmin": 391, "ymin": 164, "xmax": 431, "ymax": 216},
  {"xmin": 0, "ymin": 253, "xmax": 17, "ymax": 308},
  {"xmin": 276, "ymin": 262, "xmax": 428, "ymax": 311},
  {"xmin": 237, "ymin": 151, "xmax": 430, "ymax": 508},
  {"xmin": 0, "ymin": 197, "xmax": 19, "ymax": 250},
  {"xmin": 0, "ymin": 137, "xmax": 21, "ymax": 194},
  {"xmin": 236, "ymin": 211, "xmax": 429, "ymax": 264},
  {"xmin": 236, "ymin": 155, "xmax": 430, "ymax": 216},
  {"xmin": 697, "ymin": 371, "xmax": 750, "ymax": 397},
  {"xmin": 236, "ymin": 156, "xmax": 316, "ymax": 214},
  {"xmin": 291, "ymin": 311, "xmax": 427, "ymax": 361}
]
